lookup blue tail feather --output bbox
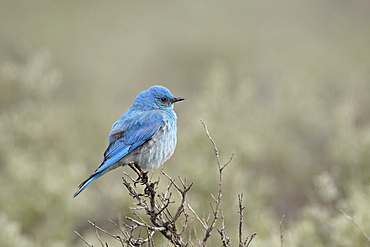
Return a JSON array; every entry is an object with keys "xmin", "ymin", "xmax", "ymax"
[{"xmin": 73, "ymin": 172, "xmax": 102, "ymax": 198}]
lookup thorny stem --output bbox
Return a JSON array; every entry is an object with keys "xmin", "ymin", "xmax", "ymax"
[
  {"xmin": 238, "ymin": 194, "xmax": 245, "ymax": 247},
  {"xmin": 200, "ymin": 119, "xmax": 235, "ymax": 246}
]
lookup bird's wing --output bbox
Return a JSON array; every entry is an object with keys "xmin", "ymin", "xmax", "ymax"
[{"xmin": 94, "ymin": 111, "xmax": 164, "ymax": 174}]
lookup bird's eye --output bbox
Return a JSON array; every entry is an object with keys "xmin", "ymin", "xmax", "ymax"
[{"xmin": 160, "ymin": 97, "xmax": 167, "ymax": 103}]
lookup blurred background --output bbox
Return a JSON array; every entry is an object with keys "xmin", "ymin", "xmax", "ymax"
[{"xmin": 0, "ymin": 1, "xmax": 369, "ymax": 246}]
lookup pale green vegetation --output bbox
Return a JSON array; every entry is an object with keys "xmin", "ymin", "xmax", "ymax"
[{"xmin": 0, "ymin": 1, "xmax": 369, "ymax": 246}]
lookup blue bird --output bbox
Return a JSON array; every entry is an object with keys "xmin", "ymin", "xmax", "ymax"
[{"xmin": 73, "ymin": 85, "xmax": 184, "ymax": 197}]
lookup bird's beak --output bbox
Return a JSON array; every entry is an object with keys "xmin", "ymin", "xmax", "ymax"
[{"xmin": 172, "ymin": 97, "xmax": 185, "ymax": 103}]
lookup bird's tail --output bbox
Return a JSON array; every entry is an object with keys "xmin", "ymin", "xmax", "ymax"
[{"xmin": 73, "ymin": 172, "xmax": 103, "ymax": 198}]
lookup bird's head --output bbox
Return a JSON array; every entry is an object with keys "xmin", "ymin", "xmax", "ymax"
[{"xmin": 133, "ymin": 85, "xmax": 184, "ymax": 110}]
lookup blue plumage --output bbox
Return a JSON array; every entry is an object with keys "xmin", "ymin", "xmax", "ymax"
[{"xmin": 73, "ymin": 85, "xmax": 184, "ymax": 197}]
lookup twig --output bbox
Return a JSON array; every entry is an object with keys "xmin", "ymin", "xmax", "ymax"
[
  {"xmin": 162, "ymin": 171, "xmax": 194, "ymax": 225},
  {"xmin": 88, "ymin": 220, "xmax": 124, "ymax": 241},
  {"xmin": 75, "ymin": 231, "xmax": 93, "ymax": 247},
  {"xmin": 200, "ymin": 120, "xmax": 235, "ymax": 171},
  {"xmin": 218, "ymin": 211, "xmax": 231, "ymax": 247},
  {"xmin": 340, "ymin": 209, "xmax": 370, "ymax": 242},
  {"xmin": 279, "ymin": 215, "xmax": 285, "ymax": 247},
  {"xmin": 179, "ymin": 210, "xmax": 190, "ymax": 236},
  {"xmin": 238, "ymin": 194, "xmax": 245, "ymax": 247},
  {"xmin": 126, "ymin": 216, "xmax": 166, "ymax": 232},
  {"xmin": 246, "ymin": 232, "xmax": 257, "ymax": 247},
  {"xmin": 93, "ymin": 220, "xmax": 106, "ymax": 247},
  {"xmin": 200, "ymin": 120, "xmax": 221, "ymax": 164},
  {"xmin": 186, "ymin": 203, "xmax": 207, "ymax": 230},
  {"xmin": 200, "ymin": 120, "xmax": 235, "ymax": 246},
  {"xmin": 108, "ymin": 218, "xmax": 126, "ymax": 239}
]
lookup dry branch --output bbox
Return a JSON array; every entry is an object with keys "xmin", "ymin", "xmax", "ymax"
[{"xmin": 75, "ymin": 120, "xmax": 257, "ymax": 247}]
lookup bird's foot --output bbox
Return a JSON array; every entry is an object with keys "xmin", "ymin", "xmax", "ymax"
[{"xmin": 128, "ymin": 162, "xmax": 149, "ymax": 185}]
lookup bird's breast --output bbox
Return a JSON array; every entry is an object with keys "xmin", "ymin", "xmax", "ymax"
[{"xmin": 124, "ymin": 118, "xmax": 177, "ymax": 170}]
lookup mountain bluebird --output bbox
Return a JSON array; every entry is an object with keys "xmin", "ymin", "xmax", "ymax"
[{"xmin": 73, "ymin": 85, "xmax": 184, "ymax": 197}]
